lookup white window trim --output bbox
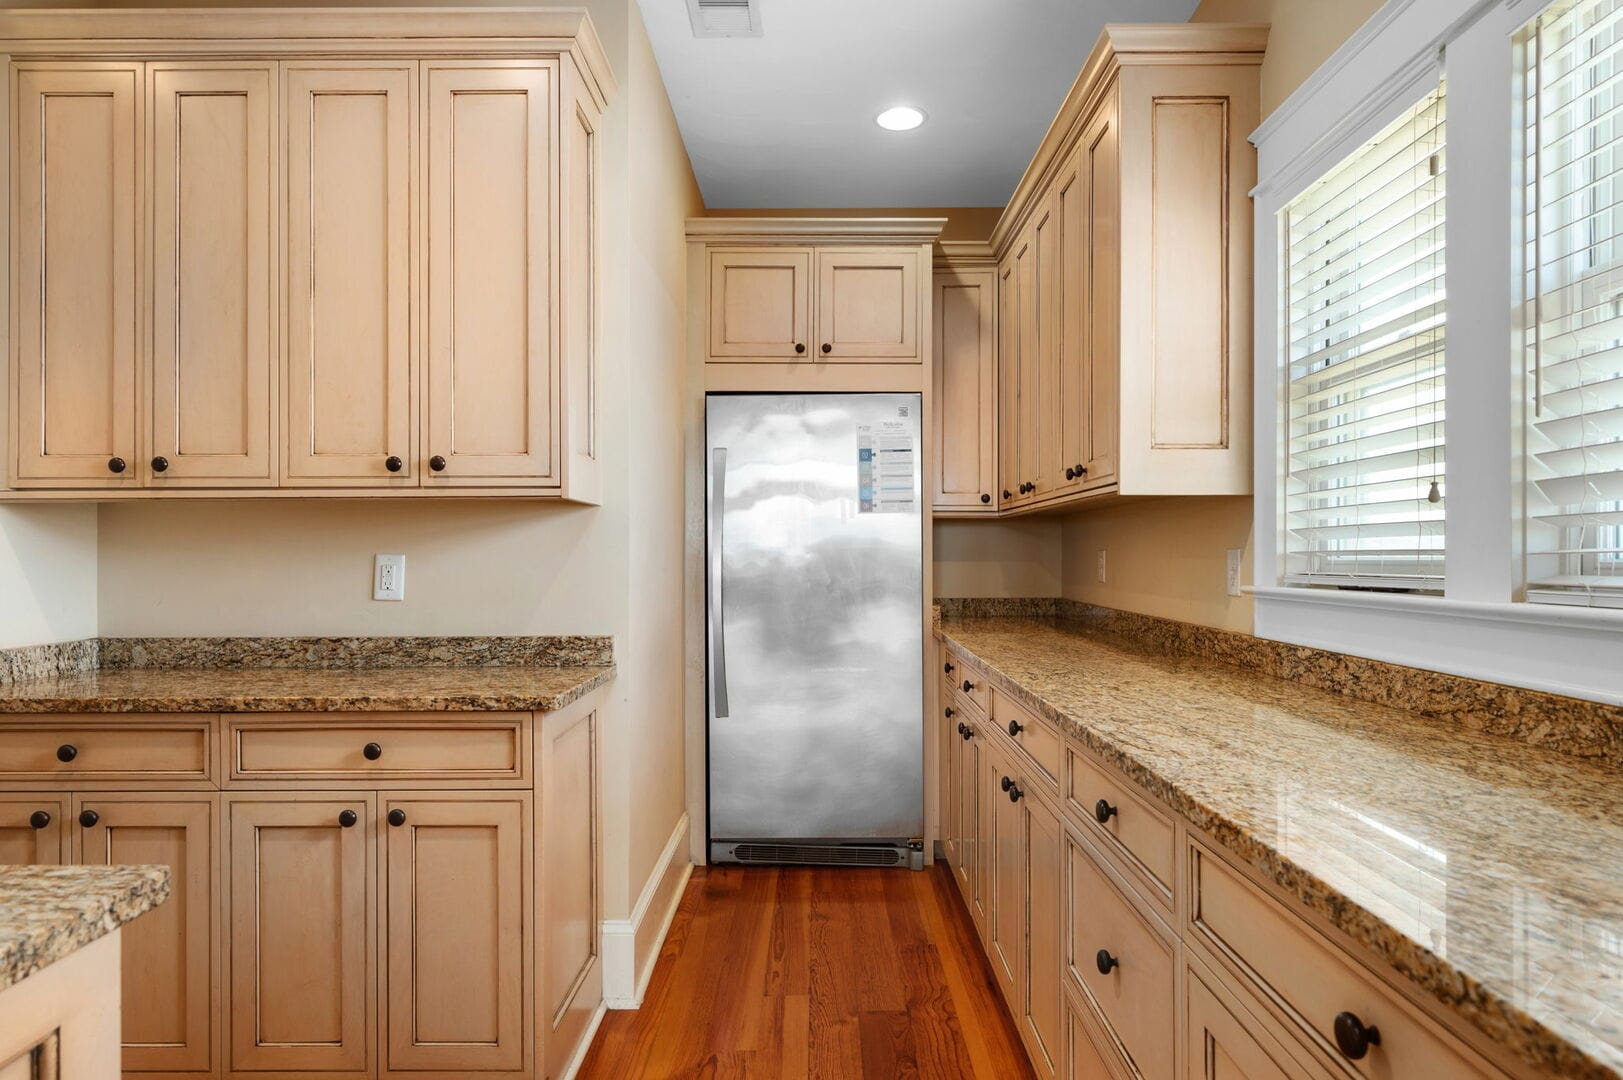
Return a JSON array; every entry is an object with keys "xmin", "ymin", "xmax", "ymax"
[{"xmin": 1252, "ymin": 0, "xmax": 1623, "ymax": 701}]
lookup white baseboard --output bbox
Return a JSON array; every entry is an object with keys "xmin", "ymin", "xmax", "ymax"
[
  {"xmin": 600, "ymin": 811, "xmax": 693, "ymax": 1009},
  {"xmin": 557, "ymin": 999, "xmax": 608, "ymax": 1080}
]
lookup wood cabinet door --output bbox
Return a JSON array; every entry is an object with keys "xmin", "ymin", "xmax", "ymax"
[
  {"xmin": 383, "ymin": 795, "xmax": 529, "ymax": 1076},
  {"xmin": 932, "ymin": 266, "xmax": 997, "ymax": 512},
  {"xmin": 997, "ymin": 252, "xmax": 1022, "ymax": 511},
  {"xmin": 424, "ymin": 61, "xmax": 558, "ymax": 486},
  {"xmin": 283, "ymin": 62, "xmax": 415, "ymax": 485},
  {"xmin": 1079, "ymin": 95, "xmax": 1119, "ymax": 490},
  {"xmin": 1012, "ymin": 228, "xmax": 1042, "ymax": 507},
  {"xmin": 540, "ymin": 702, "xmax": 600, "ymax": 1080},
  {"xmin": 814, "ymin": 248, "xmax": 919, "ymax": 360},
  {"xmin": 1185, "ymin": 963, "xmax": 1308, "ymax": 1080},
  {"xmin": 956, "ymin": 727, "xmax": 984, "ymax": 936},
  {"xmin": 0, "ymin": 794, "xmax": 68, "ymax": 864},
  {"xmin": 149, "ymin": 63, "xmax": 276, "ymax": 486},
  {"xmin": 227, "ymin": 795, "xmax": 373, "ymax": 1077},
  {"xmin": 941, "ymin": 703, "xmax": 961, "ymax": 869},
  {"xmin": 1021, "ymin": 786, "xmax": 1065, "ymax": 1079},
  {"xmin": 707, "ymin": 248, "xmax": 812, "ymax": 360},
  {"xmin": 75, "ymin": 794, "xmax": 218, "ymax": 1074},
  {"xmin": 1032, "ymin": 204, "xmax": 1063, "ymax": 503},
  {"xmin": 10, "ymin": 64, "xmax": 140, "ymax": 488},
  {"xmin": 1052, "ymin": 151, "xmax": 1089, "ymax": 500},
  {"xmin": 985, "ymin": 740, "xmax": 1022, "ymax": 1007}
]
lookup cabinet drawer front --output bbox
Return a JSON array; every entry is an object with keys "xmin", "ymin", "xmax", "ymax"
[
  {"xmin": 1067, "ymin": 829, "xmax": 1176, "ymax": 1080},
  {"xmin": 1189, "ymin": 841, "xmax": 1501, "ymax": 1080},
  {"xmin": 1066, "ymin": 747, "xmax": 1175, "ymax": 905},
  {"xmin": 230, "ymin": 716, "xmax": 526, "ymax": 782},
  {"xmin": 951, "ymin": 664, "xmax": 991, "ymax": 714},
  {"xmin": 0, "ymin": 719, "xmax": 213, "ymax": 781},
  {"xmin": 991, "ymin": 687, "xmax": 1060, "ymax": 792}
]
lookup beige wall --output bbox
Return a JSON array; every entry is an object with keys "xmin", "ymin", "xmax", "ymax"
[
  {"xmin": 934, "ymin": 520, "xmax": 1061, "ymax": 598},
  {"xmin": 0, "ymin": 507, "xmax": 98, "ymax": 648},
  {"xmin": 1191, "ymin": 0, "xmax": 1387, "ymax": 117}
]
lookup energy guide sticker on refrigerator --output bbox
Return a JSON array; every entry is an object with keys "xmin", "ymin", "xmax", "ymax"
[{"xmin": 705, "ymin": 393, "xmax": 924, "ymax": 869}]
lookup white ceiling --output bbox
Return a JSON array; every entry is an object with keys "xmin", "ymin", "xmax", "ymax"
[{"xmin": 637, "ymin": 0, "xmax": 1199, "ymax": 208}]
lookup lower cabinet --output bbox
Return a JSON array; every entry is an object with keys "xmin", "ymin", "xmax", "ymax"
[
  {"xmin": 0, "ymin": 793, "xmax": 67, "ymax": 863},
  {"xmin": 1185, "ymin": 958, "xmax": 1324, "ymax": 1080}
]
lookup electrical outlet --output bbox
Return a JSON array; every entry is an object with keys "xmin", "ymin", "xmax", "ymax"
[
  {"xmin": 1096, "ymin": 549, "xmax": 1107, "ymax": 584},
  {"xmin": 1226, "ymin": 548, "xmax": 1243, "ymax": 597},
  {"xmin": 374, "ymin": 554, "xmax": 406, "ymax": 601}
]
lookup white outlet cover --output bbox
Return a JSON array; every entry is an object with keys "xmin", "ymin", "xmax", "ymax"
[
  {"xmin": 374, "ymin": 554, "xmax": 406, "ymax": 601},
  {"xmin": 1226, "ymin": 548, "xmax": 1243, "ymax": 597},
  {"xmin": 1096, "ymin": 550, "xmax": 1107, "ymax": 584}
]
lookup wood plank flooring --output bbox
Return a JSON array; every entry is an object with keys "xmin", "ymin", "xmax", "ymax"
[{"xmin": 577, "ymin": 863, "xmax": 1035, "ymax": 1080}]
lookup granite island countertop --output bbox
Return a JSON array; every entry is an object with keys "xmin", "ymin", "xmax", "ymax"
[
  {"xmin": 0, "ymin": 865, "xmax": 170, "ymax": 993},
  {"xmin": 937, "ymin": 614, "xmax": 1623, "ymax": 1080},
  {"xmin": 0, "ymin": 663, "xmax": 614, "ymax": 713}
]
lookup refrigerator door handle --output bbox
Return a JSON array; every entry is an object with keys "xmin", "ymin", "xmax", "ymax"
[{"xmin": 709, "ymin": 446, "xmax": 730, "ymax": 719}]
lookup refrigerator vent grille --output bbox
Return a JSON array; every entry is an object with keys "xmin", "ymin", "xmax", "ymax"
[{"xmin": 731, "ymin": 843, "xmax": 903, "ymax": 868}]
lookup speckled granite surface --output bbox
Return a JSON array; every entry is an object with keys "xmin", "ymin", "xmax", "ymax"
[
  {"xmin": 0, "ymin": 638, "xmax": 98, "ymax": 685},
  {"xmin": 99, "ymin": 635, "xmax": 613, "ymax": 670},
  {"xmin": 0, "ymin": 865, "xmax": 170, "ymax": 993},
  {"xmin": 937, "ymin": 614, "xmax": 1622, "ymax": 1080},
  {"xmin": 0, "ymin": 664, "xmax": 613, "ymax": 713}
]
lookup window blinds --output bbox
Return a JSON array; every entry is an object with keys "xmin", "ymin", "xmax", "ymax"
[
  {"xmin": 1523, "ymin": 0, "xmax": 1623, "ymax": 607},
  {"xmin": 1282, "ymin": 88, "xmax": 1447, "ymax": 589}
]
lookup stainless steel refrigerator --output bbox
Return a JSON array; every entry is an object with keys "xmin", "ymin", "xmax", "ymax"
[{"xmin": 706, "ymin": 392, "xmax": 924, "ymax": 868}]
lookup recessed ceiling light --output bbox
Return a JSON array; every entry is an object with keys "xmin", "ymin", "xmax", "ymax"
[{"xmin": 875, "ymin": 105, "xmax": 925, "ymax": 132}]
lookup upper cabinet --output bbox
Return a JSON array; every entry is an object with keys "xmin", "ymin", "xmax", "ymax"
[
  {"xmin": 982, "ymin": 25, "xmax": 1264, "ymax": 515},
  {"xmin": 707, "ymin": 248, "xmax": 812, "ymax": 360},
  {"xmin": 932, "ymin": 245, "xmax": 998, "ymax": 514},
  {"xmin": 1, "ymin": 10, "xmax": 615, "ymax": 501}
]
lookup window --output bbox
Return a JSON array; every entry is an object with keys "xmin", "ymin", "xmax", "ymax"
[
  {"xmin": 1282, "ymin": 88, "xmax": 1448, "ymax": 589},
  {"xmin": 1522, "ymin": 0, "xmax": 1623, "ymax": 608}
]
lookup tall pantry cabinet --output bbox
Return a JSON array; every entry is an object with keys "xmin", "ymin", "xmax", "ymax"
[{"xmin": 2, "ymin": 9, "xmax": 611, "ymax": 501}]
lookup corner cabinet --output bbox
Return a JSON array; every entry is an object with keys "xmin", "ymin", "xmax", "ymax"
[
  {"xmin": 1, "ymin": 10, "xmax": 612, "ymax": 502},
  {"xmin": 976, "ymin": 25, "xmax": 1263, "ymax": 515}
]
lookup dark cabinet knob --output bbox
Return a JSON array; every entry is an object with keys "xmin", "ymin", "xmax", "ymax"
[
  {"xmin": 56, "ymin": 744, "xmax": 77, "ymax": 763},
  {"xmin": 1007, "ymin": 783, "xmax": 1023, "ymax": 803},
  {"xmin": 78, "ymin": 809, "xmax": 99, "ymax": 828},
  {"xmin": 29, "ymin": 810, "xmax": 51, "ymax": 830},
  {"xmin": 1075, "ymin": 464, "xmax": 1086, "ymax": 476},
  {"xmin": 962, "ymin": 679, "xmax": 975, "ymax": 692},
  {"xmin": 980, "ymin": 493, "xmax": 991, "ymax": 504},
  {"xmin": 1333, "ymin": 1012, "xmax": 1381, "ymax": 1060},
  {"xmin": 1065, "ymin": 467, "xmax": 1076, "ymax": 480},
  {"xmin": 1000, "ymin": 775, "xmax": 1013, "ymax": 792},
  {"xmin": 338, "ymin": 809, "xmax": 358, "ymax": 828},
  {"xmin": 795, "ymin": 343, "xmax": 806, "ymax": 354},
  {"xmin": 429, "ymin": 455, "xmax": 447, "ymax": 472},
  {"xmin": 388, "ymin": 808, "xmax": 408, "ymax": 827},
  {"xmin": 151, "ymin": 456, "xmax": 169, "ymax": 473},
  {"xmin": 1007, "ymin": 719, "xmax": 1023, "ymax": 737},
  {"xmin": 944, "ymin": 662, "xmax": 954, "ymax": 674},
  {"xmin": 107, "ymin": 457, "xmax": 127, "ymax": 474},
  {"xmin": 821, "ymin": 343, "xmax": 832, "ymax": 354},
  {"xmin": 385, "ymin": 456, "xmax": 403, "ymax": 473},
  {"xmin": 1095, "ymin": 799, "xmax": 1118, "ymax": 824},
  {"xmin": 363, "ymin": 742, "xmax": 383, "ymax": 761},
  {"xmin": 960, "ymin": 725, "xmax": 973, "ymax": 741},
  {"xmin": 1095, "ymin": 949, "xmax": 1119, "ymax": 975},
  {"xmin": 1002, "ymin": 490, "xmax": 1011, "ymax": 500},
  {"xmin": 944, "ymin": 706, "xmax": 956, "ymax": 719}
]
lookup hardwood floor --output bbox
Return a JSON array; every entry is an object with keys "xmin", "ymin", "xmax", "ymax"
[{"xmin": 577, "ymin": 863, "xmax": 1037, "ymax": 1079}]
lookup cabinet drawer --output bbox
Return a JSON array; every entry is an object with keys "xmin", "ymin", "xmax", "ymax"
[
  {"xmin": 1066, "ymin": 827, "xmax": 1176, "ymax": 1080},
  {"xmin": 944, "ymin": 657, "xmax": 989, "ymax": 714},
  {"xmin": 0, "ymin": 717, "xmax": 214, "ymax": 782},
  {"xmin": 991, "ymin": 687, "xmax": 1060, "ymax": 793},
  {"xmin": 229, "ymin": 715, "xmax": 528, "ymax": 784},
  {"xmin": 1188, "ymin": 840, "xmax": 1504, "ymax": 1080},
  {"xmin": 1066, "ymin": 746, "xmax": 1175, "ymax": 906}
]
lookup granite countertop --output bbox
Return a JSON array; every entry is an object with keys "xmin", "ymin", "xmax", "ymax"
[
  {"xmin": 0, "ymin": 664, "xmax": 614, "ymax": 713},
  {"xmin": 937, "ymin": 615, "xmax": 1622, "ymax": 1080},
  {"xmin": 0, "ymin": 865, "xmax": 170, "ymax": 993}
]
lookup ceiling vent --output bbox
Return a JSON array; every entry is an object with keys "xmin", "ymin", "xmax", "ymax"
[{"xmin": 687, "ymin": 0, "xmax": 762, "ymax": 38}]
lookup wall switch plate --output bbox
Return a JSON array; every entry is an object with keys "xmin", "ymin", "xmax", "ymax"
[
  {"xmin": 1096, "ymin": 550, "xmax": 1107, "ymax": 584},
  {"xmin": 374, "ymin": 554, "xmax": 406, "ymax": 601},
  {"xmin": 1226, "ymin": 548, "xmax": 1243, "ymax": 597}
]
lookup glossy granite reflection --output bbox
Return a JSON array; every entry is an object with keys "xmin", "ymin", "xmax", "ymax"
[
  {"xmin": 0, "ymin": 664, "xmax": 614, "ymax": 713},
  {"xmin": 938, "ymin": 616, "xmax": 1623, "ymax": 1080},
  {"xmin": 0, "ymin": 865, "xmax": 170, "ymax": 992}
]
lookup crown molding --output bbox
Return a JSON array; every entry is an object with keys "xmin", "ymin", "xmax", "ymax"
[
  {"xmin": 685, "ymin": 217, "xmax": 947, "ymax": 244},
  {"xmin": 934, "ymin": 239, "xmax": 995, "ymax": 266}
]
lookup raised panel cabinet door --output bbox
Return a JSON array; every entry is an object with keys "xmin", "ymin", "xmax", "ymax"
[
  {"xmin": 149, "ymin": 63, "xmax": 276, "ymax": 486},
  {"xmin": 10, "ymin": 64, "xmax": 140, "ymax": 487},
  {"xmin": 707, "ymin": 248, "xmax": 812, "ymax": 360},
  {"xmin": 814, "ymin": 248, "xmax": 919, "ymax": 360},
  {"xmin": 1017, "ymin": 220, "xmax": 1046, "ymax": 503},
  {"xmin": 956, "ymin": 727, "xmax": 984, "ymax": 935},
  {"xmin": 1033, "ymin": 204, "xmax": 1064, "ymax": 503},
  {"xmin": 1081, "ymin": 95, "xmax": 1119, "ymax": 490},
  {"xmin": 941, "ymin": 704, "xmax": 961, "ymax": 869},
  {"xmin": 1185, "ymin": 963, "xmax": 1309, "ymax": 1080},
  {"xmin": 932, "ymin": 267, "xmax": 997, "ymax": 511},
  {"xmin": 383, "ymin": 796, "xmax": 529, "ymax": 1076},
  {"xmin": 425, "ymin": 62, "xmax": 558, "ymax": 485},
  {"xmin": 997, "ymin": 254, "xmax": 1022, "ymax": 511},
  {"xmin": 227, "ymin": 795, "xmax": 373, "ymax": 1077},
  {"xmin": 74, "ymin": 794, "xmax": 217, "ymax": 1074},
  {"xmin": 1066, "ymin": 992, "xmax": 1119, "ymax": 1080},
  {"xmin": 985, "ymin": 741, "xmax": 1022, "ymax": 1007},
  {"xmin": 1053, "ymin": 150, "xmax": 1089, "ymax": 498},
  {"xmin": 0, "ymin": 794, "xmax": 68, "ymax": 864},
  {"xmin": 284, "ymin": 62, "xmax": 415, "ymax": 485},
  {"xmin": 1022, "ymin": 787, "xmax": 1065, "ymax": 1078},
  {"xmin": 540, "ymin": 703, "xmax": 600, "ymax": 1080}
]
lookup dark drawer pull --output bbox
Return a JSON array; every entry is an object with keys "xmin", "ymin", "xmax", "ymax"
[
  {"xmin": 944, "ymin": 661, "xmax": 954, "ymax": 674},
  {"xmin": 944, "ymin": 706, "xmax": 955, "ymax": 719},
  {"xmin": 78, "ymin": 809, "xmax": 99, "ymax": 828},
  {"xmin": 363, "ymin": 742, "xmax": 383, "ymax": 761},
  {"xmin": 1333, "ymin": 1012, "xmax": 1381, "ymax": 1060},
  {"xmin": 29, "ymin": 810, "xmax": 51, "ymax": 830},
  {"xmin": 961, "ymin": 679, "xmax": 975, "ymax": 693},
  {"xmin": 1000, "ymin": 775, "xmax": 1013, "ymax": 792},
  {"xmin": 56, "ymin": 744, "xmax": 77, "ymax": 763},
  {"xmin": 338, "ymin": 809, "xmax": 358, "ymax": 828},
  {"xmin": 1094, "ymin": 799, "xmax": 1118, "ymax": 824},
  {"xmin": 388, "ymin": 808, "xmax": 408, "ymax": 827},
  {"xmin": 1007, "ymin": 719, "xmax": 1023, "ymax": 737},
  {"xmin": 1007, "ymin": 783, "xmax": 1023, "ymax": 803},
  {"xmin": 1095, "ymin": 949, "xmax": 1119, "ymax": 975}
]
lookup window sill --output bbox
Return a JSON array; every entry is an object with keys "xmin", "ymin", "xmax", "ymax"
[{"xmin": 1249, "ymin": 586, "xmax": 1623, "ymax": 705}]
